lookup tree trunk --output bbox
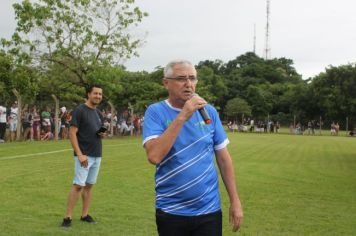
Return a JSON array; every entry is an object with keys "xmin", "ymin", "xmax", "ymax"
[
  {"xmin": 128, "ymin": 103, "xmax": 134, "ymax": 136},
  {"xmin": 51, "ymin": 94, "xmax": 59, "ymax": 141}
]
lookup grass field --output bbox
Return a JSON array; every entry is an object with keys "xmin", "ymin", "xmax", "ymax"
[{"xmin": 0, "ymin": 133, "xmax": 356, "ymax": 235}]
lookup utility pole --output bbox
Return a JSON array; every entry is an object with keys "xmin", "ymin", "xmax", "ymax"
[{"xmin": 264, "ymin": 0, "xmax": 271, "ymax": 60}]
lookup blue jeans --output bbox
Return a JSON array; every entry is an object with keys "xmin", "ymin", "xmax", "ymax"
[{"xmin": 156, "ymin": 209, "xmax": 222, "ymax": 236}]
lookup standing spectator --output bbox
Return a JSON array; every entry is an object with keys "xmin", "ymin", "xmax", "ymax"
[
  {"xmin": 61, "ymin": 85, "xmax": 106, "ymax": 228},
  {"xmin": 311, "ymin": 120, "xmax": 316, "ymax": 135},
  {"xmin": 8, "ymin": 102, "xmax": 18, "ymax": 142},
  {"xmin": 133, "ymin": 114, "xmax": 141, "ymax": 135},
  {"xmin": 307, "ymin": 121, "xmax": 312, "ymax": 135},
  {"xmin": 140, "ymin": 115, "xmax": 144, "ymax": 133},
  {"xmin": 250, "ymin": 118, "xmax": 254, "ymax": 132},
  {"xmin": 22, "ymin": 107, "xmax": 33, "ymax": 141},
  {"xmin": 231, "ymin": 121, "xmax": 238, "ymax": 132},
  {"xmin": 289, "ymin": 123, "xmax": 294, "ymax": 134},
  {"xmin": 295, "ymin": 122, "xmax": 301, "ymax": 135},
  {"xmin": 0, "ymin": 105, "xmax": 6, "ymax": 143},
  {"xmin": 60, "ymin": 106, "xmax": 70, "ymax": 140},
  {"xmin": 143, "ymin": 60, "xmax": 243, "ymax": 235},
  {"xmin": 112, "ymin": 113, "xmax": 118, "ymax": 135},
  {"xmin": 269, "ymin": 121, "xmax": 274, "ymax": 133},
  {"xmin": 330, "ymin": 122, "xmax": 336, "ymax": 135},
  {"xmin": 275, "ymin": 121, "xmax": 280, "ymax": 133},
  {"xmin": 335, "ymin": 122, "xmax": 340, "ymax": 136},
  {"xmin": 264, "ymin": 120, "xmax": 268, "ymax": 133},
  {"xmin": 32, "ymin": 106, "xmax": 41, "ymax": 140}
]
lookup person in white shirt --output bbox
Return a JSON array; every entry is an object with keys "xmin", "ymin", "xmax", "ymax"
[
  {"xmin": 0, "ymin": 105, "xmax": 7, "ymax": 142},
  {"xmin": 8, "ymin": 102, "xmax": 18, "ymax": 141}
]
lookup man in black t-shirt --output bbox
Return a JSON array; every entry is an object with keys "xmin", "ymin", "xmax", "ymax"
[{"xmin": 61, "ymin": 85, "xmax": 106, "ymax": 228}]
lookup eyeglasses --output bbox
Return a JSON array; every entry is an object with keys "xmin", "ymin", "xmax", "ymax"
[{"xmin": 165, "ymin": 76, "xmax": 198, "ymax": 83}]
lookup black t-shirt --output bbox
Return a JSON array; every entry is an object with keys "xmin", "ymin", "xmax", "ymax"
[{"xmin": 71, "ymin": 104, "xmax": 103, "ymax": 157}]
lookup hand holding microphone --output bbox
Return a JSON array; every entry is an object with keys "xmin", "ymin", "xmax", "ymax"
[{"xmin": 192, "ymin": 93, "xmax": 212, "ymax": 125}]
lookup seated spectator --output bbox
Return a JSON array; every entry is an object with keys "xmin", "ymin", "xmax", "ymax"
[
  {"xmin": 238, "ymin": 124, "xmax": 247, "ymax": 132},
  {"xmin": 41, "ymin": 108, "xmax": 52, "ymax": 131},
  {"xmin": 41, "ymin": 129, "xmax": 53, "ymax": 141},
  {"xmin": 120, "ymin": 120, "xmax": 133, "ymax": 135}
]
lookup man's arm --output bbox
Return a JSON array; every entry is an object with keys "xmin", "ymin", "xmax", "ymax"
[
  {"xmin": 69, "ymin": 126, "xmax": 88, "ymax": 168},
  {"xmin": 145, "ymin": 110, "xmax": 190, "ymax": 165},
  {"xmin": 144, "ymin": 96, "xmax": 206, "ymax": 165},
  {"xmin": 215, "ymin": 147, "xmax": 243, "ymax": 232}
]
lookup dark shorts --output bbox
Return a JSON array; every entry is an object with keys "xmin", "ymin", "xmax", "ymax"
[
  {"xmin": 156, "ymin": 209, "xmax": 222, "ymax": 236},
  {"xmin": 23, "ymin": 122, "xmax": 32, "ymax": 129}
]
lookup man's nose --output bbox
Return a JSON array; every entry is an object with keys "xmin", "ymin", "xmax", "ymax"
[{"xmin": 184, "ymin": 78, "xmax": 193, "ymax": 86}]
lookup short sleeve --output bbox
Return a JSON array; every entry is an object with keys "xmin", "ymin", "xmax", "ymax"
[
  {"xmin": 142, "ymin": 104, "xmax": 165, "ymax": 146},
  {"xmin": 209, "ymin": 105, "xmax": 229, "ymax": 150},
  {"xmin": 70, "ymin": 106, "xmax": 82, "ymax": 128}
]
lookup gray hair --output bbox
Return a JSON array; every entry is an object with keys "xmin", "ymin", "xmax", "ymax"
[{"xmin": 164, "ymin": 59, "xmax": 195, "ymax": 78}]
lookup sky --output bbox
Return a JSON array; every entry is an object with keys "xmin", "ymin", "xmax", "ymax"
[{"xmin": 1, "ymin": 0, "xmax": 356, "ymax": 79}]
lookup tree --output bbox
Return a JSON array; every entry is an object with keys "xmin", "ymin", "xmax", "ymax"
[
  {"xmin": 225, "ymin": 97, "xmax": 251, "ymax": 122},
  {"xmin": 0, "ymin": 51, "xmax": 39, "ymax": 104},
  {"xmin": 196, "ymin": 59, "xmax": 225, "ymax": 75},
  {"xmin": 245, "ymin": 85, "xmax": 273, "ymax": 119},
  {"xmin": 309, "ymin": 64, "xmax": 356, "ymax": 126},
  {"xmin": 224, "ymin": 52, "xmax": 263, "ymax": 74},
  {"xmin": 112, "ymin": 70, "xmax": 166, "ymax": 111},
  {"xmin": 196, "ymin": 66, "xmax": 227, "ymax": 109},
  {"xmin": 0, "ymin": 51, "xmax": 13, "ymax": 101},
  {"xmin": 3, "ymin": 0, "xmax": 148, "ymax": 86}
]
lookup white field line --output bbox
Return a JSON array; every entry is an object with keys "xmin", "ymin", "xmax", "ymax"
[
  {"xmin": 0, "ymin": 149, "xmax": 72, "ymax": 160},
  {"xmin": 0, "ymin": 142, "xmax": 140, "ymax": 161}
]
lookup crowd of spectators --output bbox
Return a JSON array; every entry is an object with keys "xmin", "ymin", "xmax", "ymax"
[
  {"xmin": 0, "ymin": 102, "xmax": 352, "ymax": 143},
  {"xmin": 227, "ymin": 118, "xmax": 281, "ymax": 133},
  {"xmin": 0, "ymin": 102, "xmax": 144, "ymax": 143},
  {"xmin": 226, "ymin": 118, "xmax": 352, "ymax": 136}
]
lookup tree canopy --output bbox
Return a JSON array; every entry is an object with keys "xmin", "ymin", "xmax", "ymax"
[{"xmin": 1, "ymin": 2, "xmax": 355, "ymax": 129}]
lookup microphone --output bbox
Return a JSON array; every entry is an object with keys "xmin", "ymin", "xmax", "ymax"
[{"xmin": 193, "ymin": 93, "xmax": 212, "ymax": 125}]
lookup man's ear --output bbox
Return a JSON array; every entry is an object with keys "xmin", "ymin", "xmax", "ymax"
[{"xmin": 162, "ymin": 78, "xmax": 169, "ymax": 89}]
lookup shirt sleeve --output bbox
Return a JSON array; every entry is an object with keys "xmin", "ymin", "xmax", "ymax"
[
  {"xmin": 142, "ymin": 104, "xmax": 165, "ymax": 147},
  {"xmin": 70, "ymin": 106, "xmax": 82, "ymax": 128},
  {"xmin": 208, "ymin": 105, "xmax": 229, "ymax": 150}
]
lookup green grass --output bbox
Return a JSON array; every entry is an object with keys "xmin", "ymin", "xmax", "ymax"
[{"xmin": 0, "ymin": 133, "xmax": 355, "ymax": 235}]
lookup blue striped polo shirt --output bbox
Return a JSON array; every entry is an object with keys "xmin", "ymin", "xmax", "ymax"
[{"xmin": 143, "ymin": 100, "xmax": 229, "ymax": 216}]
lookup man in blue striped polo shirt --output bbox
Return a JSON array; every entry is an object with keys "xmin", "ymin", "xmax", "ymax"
[{"xmin": 143, "ymin": 59, "xmax": 243, "ymax": 236}]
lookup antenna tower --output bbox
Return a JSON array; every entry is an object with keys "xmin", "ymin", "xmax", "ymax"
[
  {"xmin": 253, "ymin": 23, "xmax": 256, "ymax": 54},
  {"xmin": 264, "ymin": 0, "xmax": 271, "ymax": 60}
]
